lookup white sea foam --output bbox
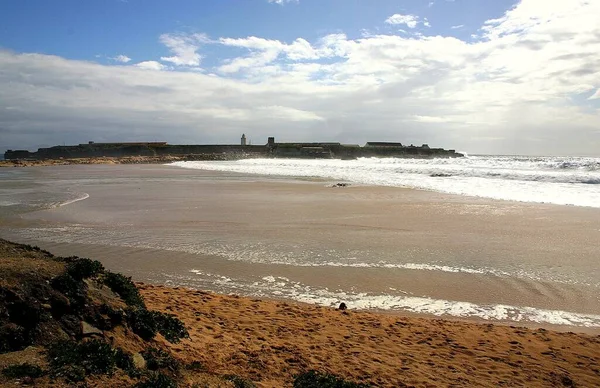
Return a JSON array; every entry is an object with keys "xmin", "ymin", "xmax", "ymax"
[
  {"xmin": 12, "ymin": 226, "xmax": 594, "ymax": 287},
  {"xmin": 184, "ymin": 270, "xmax": 600, "ymax": 327},
  {"xmin": 170, "ymin": 155, "xmax": 600, "ymax": 207},
  {"xmin": 57, "ymin": 193, "xmax": 90, "ymax": 207}
]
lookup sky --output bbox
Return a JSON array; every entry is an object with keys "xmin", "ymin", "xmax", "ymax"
[{"xmin": 0, "ymin": 0, "xmax": 599, "ymax": 156}]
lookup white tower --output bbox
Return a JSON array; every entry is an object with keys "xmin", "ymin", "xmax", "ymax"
[{"xmin": 241, "ymin": 133, "xmax": 247, "ymax": 146}]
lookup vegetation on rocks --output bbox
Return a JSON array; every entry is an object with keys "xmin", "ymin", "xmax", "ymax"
[
  {"xmin": 2, "ymin": 363, "xmax": 44, "ymax": 379},
  {"xmin": 0, "ymin": 239, "xmax": 191, "ymax": 387},
  {"xmin": 47, "ymin": 339, "xmax": 117, "ymax": 381},
  {"xmin": 103, "ymin": 272, "xmax": 145, "ymax": 308},
  {"xmin": 135, "ymin": 371, "xmax": 179, "ymax": 388},
  {"xmin": 141, "ymin": 347, "xmax": 180, "ymax": 372},
  {"xmin": 293, "ymin": 370, "xmax": 370, "ymax": 388},
  {"xmin": 223, "ymin": 374, "xmax": 257, "ymax": 388}
]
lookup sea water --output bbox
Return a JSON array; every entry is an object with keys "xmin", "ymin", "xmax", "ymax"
[
  {"xmin": 1, "ymin": 162, "xmax": 599, "ymax": 329},
  {"xmin": 172, "ymin": 155, "xmax": 600, "ymax": 208}
]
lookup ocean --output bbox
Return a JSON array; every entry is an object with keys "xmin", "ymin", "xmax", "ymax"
[
  {"xmin": 172, "ymin": 155, "xmax": 600, "ymax": 208},
  {"xmin": 0, "ymin": 156, "xmax": 599, "ymax": 331}
]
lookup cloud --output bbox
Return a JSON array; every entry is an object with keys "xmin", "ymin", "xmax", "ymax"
[
  {"xmin": 159, "ymin": 33, "xmax": 209, "ymax": 66},
  {"xmin": 267, "ymin": 0, "xmax": 298, "ymax": 4},
  {"xmin": 134, "ymin": 61, "xmax": 165, "ymax": 71},
  {"xmin": 1, "ymin": 0, "xmax": 600, "ymax": 156},
  {"xmin": 385, "ymin": 14, "xmax": 420, "ymax": 28},
  {"xmin": 451, "ymin": 25, "xmax": 464, "ymax": 29},
  {"xmin": 112, "ymin": 54, "xmax": 131, "ymax": 63}
]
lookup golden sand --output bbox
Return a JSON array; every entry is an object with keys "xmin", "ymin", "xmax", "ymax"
[{"xmin": 140, "ymin": 282, "xmax": 600, "ymax": 387}]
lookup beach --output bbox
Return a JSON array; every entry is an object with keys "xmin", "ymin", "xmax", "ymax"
[
  {"xmin": 0, "ymin": 163, "xmax": 599, "ymax": 333},
  {"xmin": 139, "ymin": 282, "xmax": 600, "ymax": 387}
]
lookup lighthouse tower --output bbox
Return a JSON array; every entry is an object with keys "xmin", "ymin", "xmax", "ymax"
[{"xmin": 241, "ymin": 134, "xmax": 247, "ymax": 146}]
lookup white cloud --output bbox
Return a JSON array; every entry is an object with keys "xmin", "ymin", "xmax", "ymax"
[
  {"xmin": 1, "ymin": 0, "xmax": 600, "ymax": 155},
  {"xmin": 267, "ymin": 0, "xmax": 298, "ymax": 4},
  {"xmin": 134, "ymin": 61, "xmax": 165, "ymax": 71},
  {"xmin": 451, "ymin": 24, "xmax": 464, "ymax": 29},
  {"xmin": 385, "ymin": 14, "xmax": 419, "ymax": 29},
  {"xmin": 159, "ymin": 33, "xmax": 209, "ymax": 66},
  {"xmin": 112, "ymin": 54, "xmax": 131, "ymax": 63}
]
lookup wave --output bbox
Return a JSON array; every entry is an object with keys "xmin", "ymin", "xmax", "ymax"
[
  {"xmin": 181, "ymin": 271, "xmax": 600, "ymax": 327},
  {"xmin": 170, "ymin": 155, "xmax": 600, "ymax": 207}
]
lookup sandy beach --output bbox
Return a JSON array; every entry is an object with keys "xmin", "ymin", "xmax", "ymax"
[
  {"xmin": 139, "ymin": 282, "xmax": 600, "ymax": 387},
  {"xmin": 0, "ymin": 164, "xmax": 599, "ymax": 386}
]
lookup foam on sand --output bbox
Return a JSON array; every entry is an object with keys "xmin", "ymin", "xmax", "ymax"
[{"xmin": 183, "ymin": 271, "xmax": 600, "ymax": 328}]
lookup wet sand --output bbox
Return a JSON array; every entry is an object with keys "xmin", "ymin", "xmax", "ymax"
[
  {"xmin": 1, "ymin": 164, "xmax": 599, "ymax": 331},
  {"xmin": 140, "ymin": 282, "xmax": 600, "ymax": 387}
]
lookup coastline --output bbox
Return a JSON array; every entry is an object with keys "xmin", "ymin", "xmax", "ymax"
[
  {"xmin": 0, "ymin": 155, "xmax": 236, "ymax": 168},
  {"xmin": 139, "ymin": 281, "xmax": 600, "ymax": 387},
  {"xmin": 1, "ymin": 164, "xmax": 599, "ymax": 334},
  {"xmin": 1, "ymin": 237, "xmax": 599, "ymax": 387}
]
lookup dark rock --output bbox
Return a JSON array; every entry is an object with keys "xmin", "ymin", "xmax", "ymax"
[
  {"xmin": 49, "ymin": 292, "xmax": 71, "ymax": 317},
  {"xmin": 338, "ymin": 302, "xmax": 347, "ymax": 310},
  {"xmin": 59, "ymin": 315, "xmax": 80, "ymax": 338}
]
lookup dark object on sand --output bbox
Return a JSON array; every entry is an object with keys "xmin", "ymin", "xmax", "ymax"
[
  {"xmin": 293, "ymin": 370, "xmax": 368, "ymax": 387},
  {"xmin": 338, "ymin": 303, "xmax": 347, "ymax": 310},
  {"xmin": 331, "ymin": 183, "xmax": 349, "ymax": 188}
]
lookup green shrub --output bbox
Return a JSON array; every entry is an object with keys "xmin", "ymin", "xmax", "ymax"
[
  {"xmin": 51, "ymin": 273, "xmax": 87, "ymax": 308},
  {"xmin": 2, "ymin": 363, "xmax": 44, "ymax": 378},
  {"xmin": 114, "ymin": 347, "xmax": 142, "ymax": 378},
  {"xmin": 141, "ymin": 347, "xmax": 179, "ymax": 372},
  {"xmin": 115, "ymin": 347, "xmax": 134, "ymax": 371},
  {"xmin": 103, "ymin": 272, "xmax": 145, "ymax": 308},
  {"xmin": 185, "ymin": 361, "xmax": 205, "ymax": 371},
  {"xmin": 128, "ymin": 308, "xmax": 158, "ymax": 340},
  {"xmin": 100, "ymin": 303, "xmax": 125, "ymax": 326},
  {"xmin": 135, "ymin": 371, "xmax": 178, "ymax": 388},
  {"xmin": 78, "ymin": 339, "xmax": 116, "ymax": 375},
  {"xmin": 21, "ymin": 244, "xmax": 51, "ymax": 256},
  {"xmin": 293, "ymin": 370, "xmax": 369, "ymax": 388},
  {"xmin": 47, "ymin": 340, "xmax": 83, "ymax": 381},
  {"xmin": 126, "ymin": 308, "xmax": 188, "ymax": 343},
  {"xmin": 47, "ymin": 339, "xmax": 116, "ymax": 380},
  {"xmin": 152, "ymin": 311, "xmax": 189, "ymax": 344},
  {"xmin": 66, "ymin": 258, "xmax": 105, "ymax": 280},
  {"xmin": 223, "ymin": 374, "xmax": 256, "ymax": 388}
]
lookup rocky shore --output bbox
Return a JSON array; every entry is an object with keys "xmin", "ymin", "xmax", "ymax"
[{"xmin": 0, "ymin": 154, "xmax": 252, "ymax": 168}]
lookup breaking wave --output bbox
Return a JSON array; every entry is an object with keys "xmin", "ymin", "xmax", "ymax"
[{"xmin": 170, "ymin": 155, "xmax": 600, "ymax": 207}]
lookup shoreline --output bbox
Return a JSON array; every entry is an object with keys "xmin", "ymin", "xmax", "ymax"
[
  {"xmin": 138, "ymin": 281, "xmax": 600, "ymax": 387},
  {"xmin": 2, "ymin": 237, "xmax": 599, "ymax": 387},
  {"xmin": 5, "ymin": 237, "xmax": 600, "ymax": 336},
  {"xmin": 0, "ymin": 155, "xmax": 241, "ymax": 167},
  {"xmin": 1, "ymin": 164, "xmax": 599, "ymax": 336}
]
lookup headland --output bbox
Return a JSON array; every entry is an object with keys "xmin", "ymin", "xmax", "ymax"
[{"xmin": 2, "ymin": 136, "xmax": 462, "ymax": 167}]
